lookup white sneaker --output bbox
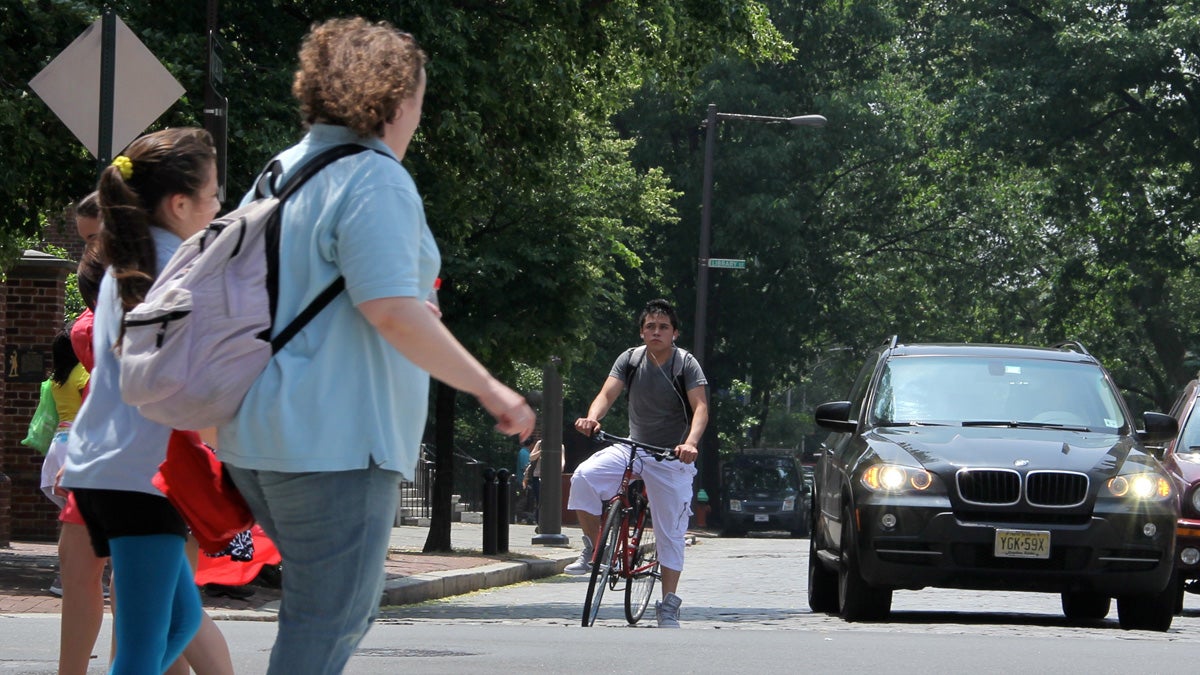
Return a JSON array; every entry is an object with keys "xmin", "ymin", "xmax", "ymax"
[
  {"xmin": 48, "ymin": 575, "xmax": 63, "ymax": 597},
  {"xmin": 563, "ymin": 535, "xmax": 594, "ymax": 575},
  {"xmin": 655, "ymin": 592, "xmax": 682, "ymax": 628}
]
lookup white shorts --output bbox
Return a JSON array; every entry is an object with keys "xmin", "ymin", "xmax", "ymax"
[
  {"xmin": 40, "ymin": 425, "xmax": 70, "ymax": 509},
  {"xmin": 568, "ymin": 444, "xmax": 696, "ymax": 571}
]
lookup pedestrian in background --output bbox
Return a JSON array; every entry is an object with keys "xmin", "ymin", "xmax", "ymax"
[
  {"xmin": 523, "ymin": 440, "xmax": 544, "ymax": 525},
  {"xmin": 523, "ymin": 440, "xmax": 566, "ymax": 528},
  {"xmin": 53, "ymin": 241, "xmax": 112, "ymax": 675},
  {"xmin": 40, "ymin": 326, "xmax": 87, "ymax": 512},
  {"xmin": 516, "ymin": 437, "xmax": 533, "ymax": 523},
  {"xmin": 517, "ymin": 437, "xmax": 532, "ymax": 483},
  {"xmin": 217, "ymin": 18, "xmax": 534, "ymax": 674},
  {"xmin": 61, "ymin": 127, "xmax": 233, "ymax": 673}
]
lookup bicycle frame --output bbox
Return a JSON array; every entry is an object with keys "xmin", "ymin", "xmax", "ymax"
[
  {"xmin": 595, "ymin": 466, "xmax": 652, "ymax": 573},
  {"xmin": 581, "ymin": 431, "xmax": 676, "ymax": 626}
]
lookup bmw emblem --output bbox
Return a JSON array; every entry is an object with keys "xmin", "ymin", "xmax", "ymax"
[{"xmin": 1014, "ymin": 459, "xmax": 1030, "ymax": 467}]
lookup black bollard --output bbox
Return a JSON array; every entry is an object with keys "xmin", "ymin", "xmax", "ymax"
[
  {"xmin": 496, "ymin": 469, "xmax": 510, "ymax": 553},
  {"xmin": 482, "ymin": 468, "xmax": 498, "ymax": 554}
]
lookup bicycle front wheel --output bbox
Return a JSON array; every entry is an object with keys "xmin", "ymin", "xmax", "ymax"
[
  {"xmin": 582, "ymin": 502, "xmax": 624, "ymax": 627},
  {"xmin": 624, "ymin": 491, "xmax": 658, "ymax": 624}
]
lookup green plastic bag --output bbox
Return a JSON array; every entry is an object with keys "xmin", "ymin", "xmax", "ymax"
[{"xmin": 20, "ymin": 379, "xmax": 58, "ymax": 455}]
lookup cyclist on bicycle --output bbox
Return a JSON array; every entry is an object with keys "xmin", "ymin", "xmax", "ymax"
[{"xmin": 567, "ymin": 298, "xmax": 708, "ymax": 628}]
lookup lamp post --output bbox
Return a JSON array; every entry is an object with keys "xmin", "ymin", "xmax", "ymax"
[
  {"xmin": 693, "ymin": 104, "xmax": 827, "ymax": 363},
  {"xmin": 693, "ymin": 103, "xmax": 826, "ymax": 520}
]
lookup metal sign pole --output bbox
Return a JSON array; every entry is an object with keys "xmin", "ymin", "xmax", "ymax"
[
  {"xmin": 96, "ymin": 9, "xmax": 116, "ymax": 179},
  {"xmin": 204, "ymin": 0, "xmax": 228, "ymax": 202}
]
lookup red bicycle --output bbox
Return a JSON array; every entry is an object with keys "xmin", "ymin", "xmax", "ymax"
[{"xmin": 581, "ymin": 430, "xmax": 677, "ymax": 627}]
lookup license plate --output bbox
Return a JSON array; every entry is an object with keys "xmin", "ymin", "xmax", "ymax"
[
  {"xmin": 994, "ymin": 529, "xmax": 1050, "ymax": 559},
  {"xmin": 754, "ymin": 514, "xmax": 769, "ymax": 522}
]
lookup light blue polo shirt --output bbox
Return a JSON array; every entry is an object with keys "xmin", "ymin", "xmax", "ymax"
[{"xmin": 217, "ymin": 125, "xmax": 440, "ymax": 478}]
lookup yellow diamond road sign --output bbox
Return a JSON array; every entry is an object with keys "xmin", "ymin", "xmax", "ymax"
[{"xmin": 30, "ymin": 15, "xmax": 184, "ymax": 158}]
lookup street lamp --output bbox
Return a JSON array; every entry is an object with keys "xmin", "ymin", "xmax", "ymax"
[
  {"xmin": 692, "ymin": 102, "xmax": 826, "ymax": 519},
  {"xmin": 693, "ymin": 104, "xmax": 828, "ymax": 364}
]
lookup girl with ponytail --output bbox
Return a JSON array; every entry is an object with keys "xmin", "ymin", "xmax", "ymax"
[{"xmin": 61, "ymin": 127, "xmax": 232, "ymax": 674}]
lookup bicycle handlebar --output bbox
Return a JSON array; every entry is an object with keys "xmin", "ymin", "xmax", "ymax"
[{"xmin": 591, "ymin": 430, "xmax": 679, "ymax": 461}]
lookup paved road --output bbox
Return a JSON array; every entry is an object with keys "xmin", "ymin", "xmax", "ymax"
[
  {"xmin": 5, "ymin": 531, "xmax": 1200, "ymax": 673},
  {"xmin": 378, "ymin": 531, "xmax": 1200, "ymax": 642}
]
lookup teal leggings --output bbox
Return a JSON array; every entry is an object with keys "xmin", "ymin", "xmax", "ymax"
[{"xmin": 108, "ymin": 534, "xmax": 202, "ymax": 674}]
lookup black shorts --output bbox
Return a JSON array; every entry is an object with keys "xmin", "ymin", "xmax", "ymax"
[{"xmin": 71, "ymin": 489, "xmax": 188, "ymax": 558}]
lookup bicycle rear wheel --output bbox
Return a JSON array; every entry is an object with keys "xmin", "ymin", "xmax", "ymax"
[
  {"xmin": 624, "ymin": 488, "xmax": 658, "ymax": 624},
  {"xmin": 582, "ymin": 502, "xmax": 624, "ymax": 627}
]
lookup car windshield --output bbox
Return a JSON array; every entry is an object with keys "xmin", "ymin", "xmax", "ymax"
[
  {"xmin": 1175, "ymin": 395, "xmax": 1200, "ymax": 454},
  {"xmin": 869, "ymin": 355, "xmax": 1128, "ymax": 431},
  {"xmin": 725, "ymin": 461, "xmax": 798, "ymax": 494}
]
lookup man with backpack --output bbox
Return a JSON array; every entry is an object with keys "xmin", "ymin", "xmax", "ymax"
[{"xmin": 567, "ymin": 298, "xmax": 709, "ymax": 628}]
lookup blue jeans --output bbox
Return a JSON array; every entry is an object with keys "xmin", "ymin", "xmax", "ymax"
[{"xmin": 227, "ymin": 464, "xmax": 401, "ymax": 674}]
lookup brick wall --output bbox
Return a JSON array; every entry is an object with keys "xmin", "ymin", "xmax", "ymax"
[
  {"xmin": 1, "ymin": 252, "xmax": 76, "ymax": 543},
  {"xmin": 42, "ymin": 215, "xmax": 86, "ymax": 267}
]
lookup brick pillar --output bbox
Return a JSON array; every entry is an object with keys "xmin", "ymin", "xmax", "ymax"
[
  {"xmin": 0, "ymin": 281, "xmax": 7, "ymax": 546},
  {"xmin": 1, "ymin": 250, "xmax": 77, "ymax": 544}
]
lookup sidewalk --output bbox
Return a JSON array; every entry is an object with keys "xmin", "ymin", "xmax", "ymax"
[{"xmin": 0, "ymin": 522, "xmax": 582, "ymax": 621}]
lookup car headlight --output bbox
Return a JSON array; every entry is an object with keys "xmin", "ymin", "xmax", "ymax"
[
  {"xmin": 1190, "ymin": 486, "xmax": 1200, "ymax": 515},
  {"xmin": 782, "ymin": 496, "xmax": 796, "ymax": 512},
  {"xmin": 1106, "ymin": 473, "xmax": 1172, "ymax": 501},
  {"xmin": 860, "ymin": 464, "xmax": 934, "ymax": 493},
  {"xmin": 729, "ymin": 499, "xmax": 742, "ymax": 512}
]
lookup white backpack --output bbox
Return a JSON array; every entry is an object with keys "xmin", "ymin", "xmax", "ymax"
[{"xmin": 119, "ymin": 144, "xmax": 380, "ymax": 429}]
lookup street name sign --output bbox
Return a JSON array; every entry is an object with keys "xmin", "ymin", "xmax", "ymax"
[{"xmin": 706, "ymin": 258, "xmax": 747, "ymax": 269}]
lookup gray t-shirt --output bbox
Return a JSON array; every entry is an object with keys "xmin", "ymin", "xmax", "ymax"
[{"xmin": 609, "ymin": 346, "xmax": 707, "ymax": 448}]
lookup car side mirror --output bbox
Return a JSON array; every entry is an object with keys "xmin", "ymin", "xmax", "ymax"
[
  {"xmin": 1138, "ymin": 411, "xmax": 1178, "ymax": 454},
  {"xmin": 815, "ymin": 400, "xmax": 857, "ymax": 433}
]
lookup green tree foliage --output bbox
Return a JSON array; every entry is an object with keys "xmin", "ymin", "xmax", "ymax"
[
  {"xmin": 618, "ymin": 0, "xmax": 906, "ymax": 452},
  {"xmin": 894, "ymin": 0, "xmax": 1200, "ymax": 410},
  {"xmin": 18, "ymin": 0, "xmax": 1197, "ymax": 538},
  {"xmin": 617, "ymin": 0, "xmax": 1199, "ymax": 462},
  {"xmin": 3, "ymin": 0, "xmax": 787, "ymax": 548}
]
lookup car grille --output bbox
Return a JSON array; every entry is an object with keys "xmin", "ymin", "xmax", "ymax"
[
  {"xmin": 957, "ymin": 469, "xmax": 1020, "ymax": 505},
  {"xmin": 957, "ymin": 469, "xmax": 1089, "ymax": 508},
  {"xmin": 1026, "ymin": 471, "xmax": 1088, "ymax": 507}
]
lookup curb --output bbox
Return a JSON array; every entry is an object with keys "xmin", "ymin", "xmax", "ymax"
[
  {"xmin": 381, "ymin": 553, "xmax": 577, "ymax": 606},
  {"xmin": 204, "ymin": 550, "xmax": 579, "ymax": 621}
]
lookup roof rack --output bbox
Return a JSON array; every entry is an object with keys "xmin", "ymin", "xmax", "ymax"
[
  {"xmin": 1051, "ymin": 340, "xmax": 1091, "ymax": 356},
  {"xmin": 886, "ymin": 335, "xmax": 899, "ymax": 349}
]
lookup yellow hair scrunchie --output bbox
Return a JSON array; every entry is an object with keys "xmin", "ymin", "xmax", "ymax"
[{"xmin": 111, "ymin": 155, "xmax": 133, "ymax": 181}]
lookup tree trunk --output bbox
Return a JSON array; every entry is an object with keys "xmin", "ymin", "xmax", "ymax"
[
  {"xmin": 423, "ymin": 382, "xmax": 457, "ymax": 552},
  {"xmin": 748, "ymin": 386, "xmax": 771, "ymax": 448}
]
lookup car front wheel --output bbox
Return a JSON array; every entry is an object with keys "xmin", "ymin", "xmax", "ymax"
[
  {"xmin": 808, "ymin": 524, "xmax": 838, "ymax": 613},
  {"xmin": 837, "ymin": 506, "xmax": 892, "ymax": 621},
  {"xmin": 1116, "ymin": 575, "xmax": 1176, "ymax": 632}
]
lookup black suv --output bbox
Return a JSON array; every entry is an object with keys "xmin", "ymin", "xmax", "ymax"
[
  {"xmin": 808, "ymin": 339, "xmax": 1180, "ymax": 630},
  {"xmin": 721, "ymin": 450, "xmax": 810, "ymax": 537}
]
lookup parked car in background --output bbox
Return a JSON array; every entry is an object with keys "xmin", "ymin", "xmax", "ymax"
[
  {"xmin": 721, "ymin": 449, "xmax": 810, "ymax": 537},
  {"xmin": 1164, "ymin": 378, "xmax": 1200, "ymax": 612},
  {"xmin": 809, "ymin": 339, "xmax": 1180, "ymax": 630}
]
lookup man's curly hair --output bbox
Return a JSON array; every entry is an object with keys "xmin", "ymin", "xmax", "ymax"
[{"xmin": 292, "ymin": 17, "xmax": 428, "ymax": 138}]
